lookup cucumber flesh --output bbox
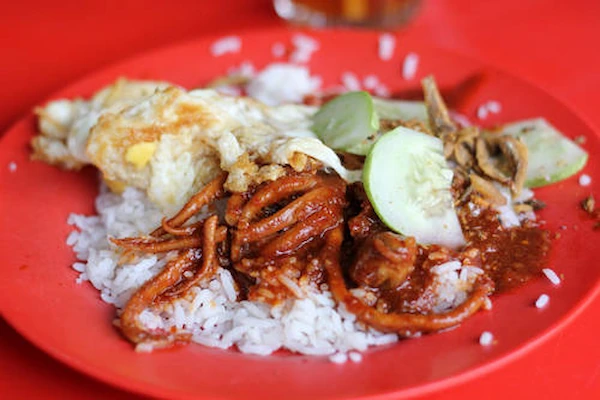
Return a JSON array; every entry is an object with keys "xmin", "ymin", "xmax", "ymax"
[
  {"xmin": 363, "ymin": 126, "xmax": 465, "ymax": 249},
  {"xmin": 372, "ymin": 97, "xmax": 428, "ymax": 122},
  {"xmin": 343, "ymin": 98, "xmax": 430, "ymax": 156},
  {"xmin": 311, "ymin": 93, "xmax": 430, "ymax": 156},
  {"xmin": 311, "ymin": 91, "xmax": 379, "ymax": 151},
  {"xmin": 500, "ymin": 118, "xmax": 589, "ymax": 188}
]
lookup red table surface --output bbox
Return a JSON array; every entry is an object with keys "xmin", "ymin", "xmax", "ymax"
[{"xmin": 1, "ymin": 0, "xmax": 599, "ymax": 399}]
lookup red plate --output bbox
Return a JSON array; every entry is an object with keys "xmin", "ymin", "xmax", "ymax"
[{"xmin": 1, "ymin": 29, "xmax": 598, "ymax": 399}]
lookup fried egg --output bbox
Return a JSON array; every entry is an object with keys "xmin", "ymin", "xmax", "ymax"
[{"xmin": 33, "ymin": 79, "xmax": 360, "ymax": 213}]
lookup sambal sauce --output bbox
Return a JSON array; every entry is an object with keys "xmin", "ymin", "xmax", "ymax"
[
  {"xmin": 461, "ymin": 208, "xmax": 551, "ymax": 293},
  {"xmin": 337, "ymin": 181, "xmax": 552, "ymax": 320}
]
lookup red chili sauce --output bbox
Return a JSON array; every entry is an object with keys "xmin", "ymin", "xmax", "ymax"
[{"xmin": 461, "ymin": 208, "xmax": 551, "ymax": 293}]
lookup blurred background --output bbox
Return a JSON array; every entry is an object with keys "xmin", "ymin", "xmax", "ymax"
[{"xmin": 1, "ymin": 0, "xmax": 599, "ymax": 134}]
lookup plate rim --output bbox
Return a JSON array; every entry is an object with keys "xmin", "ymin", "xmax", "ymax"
[{"xmin": 1, "ymin": 26, "xmax": 599, "ymax": 400}]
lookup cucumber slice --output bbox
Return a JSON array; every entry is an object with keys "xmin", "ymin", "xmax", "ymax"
[
  {"xmin": 311, "ymin": 91, "xmax": 379, "ymax": 151},
  {"xmin": 343, "ymin": 136, "xmax": 377, "ymax": 156},
  {"xmin": 311, "ymin": 93, "xmax": 430, "ymax": 156},
  {"xmin": 372, "ymin": 97, "xmax": 428, "ymax": 122},
  {"xmin": 343, "ymin": 98, "xmax": 431, "ymax": 156},
  {"xmin": 500, "ymin": 118, "xmax": 589, "ymax": 187},
  {"xmin": 363, "ymin": 126, "xmax": 465, "ymax": 249}
]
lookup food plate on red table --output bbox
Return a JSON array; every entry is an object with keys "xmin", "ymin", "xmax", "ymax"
[{"xmin": 1, "ymin": 28, "xmax": 599, "ymax": 399}]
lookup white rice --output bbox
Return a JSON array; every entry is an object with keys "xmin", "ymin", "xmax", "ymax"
[
  {"xmin": 341, "ymin": 72, "xmax": 362, "ymax": 91},
  {"xmin": 542, "ymin": 268, "xmax": 561, "ymax": 285},
  {"xmin": 348, "ymin": 351, "xmax": 363, "ymax": 363},
  {"xmin": 360, "ymin": 75, "xmax": 390, "ymax": 97},
  {"xmin": 494, "ymin": 184, "xmax": 536, "ymax": 228},
  {"xmin": 289, "ymin": 34, "xmax": 319, "ymax": 64},
  {"xmin": 427, "ymin": 261, "xmax": 485, "ymax": 313},
  {"xmin": 227, "ymin": 61, "xmax": 256, "ymax": 78},
  {"xmin": 373, "ymin": 83, "xmax": 390, "ymax": 97},
  {"xmin": 479, "ymin": 331, "xmax": 494, "ymax": 346},
  {"xmin": 66, "ymin": 183, "xmax": 482, "ymax": 360},
  {"xmin": 450, "ymin": 111, "xmax": 472, "ymax": 127},
  {"xmin": 362, "ymin": 75, "xmax": 380, "ymax": 90},
  {"xmin": 246, "ymin": 63, "xmax": 321, "ymax": 106},
  {"xmin": 476, "ymin": 105, "xmax": 488, "ymax": 120},
  {"xmin": 210, "ymin": 36, "xmax": 242, "ymax": 57},
  {"xmin": 535, "ymin": 294, "xmax": 550, "ymax": 309},
  {"xmin": 476, "ymin": 100, "xmax": 502, "ymax": 120},
  {"xmin": 329, "ymin": 352, "xmax": 348, "ymax": 364},
  {"xmin": 578, "ymin": 174, "xmax": 591, "ymax": 186},
  {"xmin": 8, "ymin": 161, "xmax": 17, "ymax": 172},
  {"xmin": 483, "ymin": 297, "xmax": 493, "ymax": 310},
  {"xmin": 401, "ymin": 52, "xmax": 419, "ymax": 80},
  {"xmin": 272, "ymin": 42, "xmax": 286, "ymax": 58},
  {"xmin": 378, "ymin": 33, "xmax": 396, "ymax": 61},
  {"xmin": 486, "ymin": 100, "xmax": 502, "ymax": 113}
]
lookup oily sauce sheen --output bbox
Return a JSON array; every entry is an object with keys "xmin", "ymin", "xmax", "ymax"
[
  {"xmin": 235, "ymin": 180, "xmax": 550, "ymax": 311},
  {"xmin": 341, "ymin": 182, "xmax": 552, "ymax": 316},
  {"xmin": 462, "ymin": 208, "xmax": 551, "ymax": 293},
  {"xmin": 365, "ymin": 208, "xmax": 551, "ymax": 315}
]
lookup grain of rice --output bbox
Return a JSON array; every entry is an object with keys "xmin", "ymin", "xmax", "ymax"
[
  {"xmin": 329, "ymin": 352, "xmax": 348, "ymax": 364},
  {"xmin": 66, "ymin": 231, "xmax": 78, "ymax": 246},
  {"xmin": 208, "ymin": 280, "xmax": 220, "ymax": 292},
  {"xmin": 579, "ymin": 174, "xmax": 591, "ymax": 186},
  {"xmin": 370, "ymin": 333, "xmax": 398, "ymax": 346},
  {"xmin": 272, "ymin": 42, "xmax": 286, "ymax": 58},
  {"xmin": 8, "ymin": 161, "xmax": 17, "ymax": 172},
  {"xmin": 292, "ymin": 34, "xmax": 319, "ymax": 51},
  {"xmin": 363, "ymin": 75, "xmax": 379, "ymax": 90},
  {"xmin": 278, "ymin": 274, "xmax": 305, "ymax": 298},
  {"xmin": 246, "ymin": 63, "xmax": 321, "ymax": 105},
  {"xmin": 483, "ymin": 297, "xmax": 493, "ymax": 310},
  {"xmin": 290, "ymin": 34, "xmax": 319, "ymax": 64},
  {"xmin": 378, "ymin": 33, "xmax": 396, "ymax": 61},
  {"xmin": 486, "ymin": 101, "xmax": 502, "ymax": 113},
  {"xmin": 72, "ymin": 262, "xmax": 86, "ymax": 272},
  {"xmin": 228, "ymin": 61, "xmax": 256, "ymax": 78},
  {"xmin": 348, "ymin": 351, "xmax": 363, "ymax": 363},
  {"xmin": 477, "ymin": 100, "xmax": 502, "ymax": 120},
  {"xmin": 535, "ymin": 294, "xmax": 549, "ymax": 308},
  {"xmin": 450, "ymin": 111, "xmax": 472, "ymax": 127},
  {"xmin": 479, "ymin": 331, "xmax": 494, "ymax": 346},
  {"xmin": 210, "ymin": 36, "xmax": 242, "ymax": 57},
  {"xmin": 373, "ymin": 84, "xmax": 390, "ymax": 97},
  {"xmin": 542, "ymin": 268, "xmax": 561, "ymax": 285},
  {"xmin": 468, "ymin": 202, "xmax": 482, "ymax": 217},
  {"xmin": 402, "ymin": 52, "xmax": 419, "ymax": 80},
  {"xmin": 477, "ymin": 105, "xmax": 489, "ymax": 120},
  {"xmin": 431, "ymin": 260, "xmax": 461, "ymax": 275},
  {"xmin": 341, "ymin": 72, "xmax": 361, "ymax": 91},
  {"xmin": 219, "ymin": 269, "xmax": 237, "ymax": 302}
]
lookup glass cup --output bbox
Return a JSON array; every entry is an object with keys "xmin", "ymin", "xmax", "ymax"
[{"xmin": 273, "ymin": 0, "xmax": 422, "ymax": 29}]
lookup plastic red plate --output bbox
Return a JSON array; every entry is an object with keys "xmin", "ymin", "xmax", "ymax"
[{"xmin": 1, "ymin": 29, "xmax": 599, "ymax": 399}]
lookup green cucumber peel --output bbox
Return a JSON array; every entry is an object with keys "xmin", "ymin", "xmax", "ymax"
[
  {"xmin": 500, "ymin": 118, "xmax": 588, "ymax": 188},
  {"xmin": 311, "ymin": 91, "xmax": 379, "ymax": 151}
]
